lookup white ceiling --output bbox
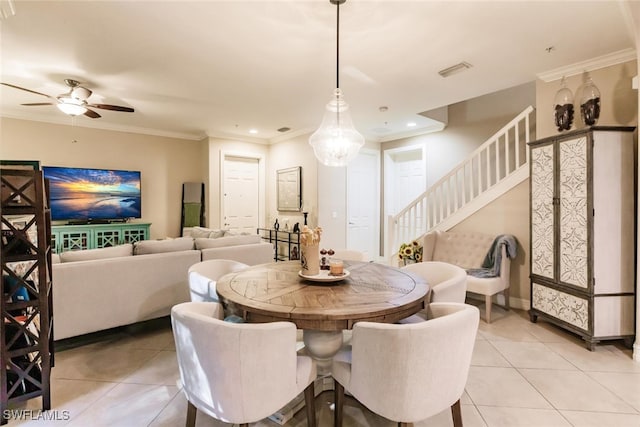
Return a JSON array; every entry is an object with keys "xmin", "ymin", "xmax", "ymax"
[{"xmin": 0, "ymin": 1, "xmax": 636, "ymax": 143}]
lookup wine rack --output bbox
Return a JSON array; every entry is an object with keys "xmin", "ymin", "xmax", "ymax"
[{"xmin": 1, "ymin": 169, "xmax": 53, "ymax": 424}]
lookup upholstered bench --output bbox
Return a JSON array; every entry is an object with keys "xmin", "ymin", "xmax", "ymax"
[{"xmin": 421, "ymin": 230, "xmax": 516, "ymax": 323}]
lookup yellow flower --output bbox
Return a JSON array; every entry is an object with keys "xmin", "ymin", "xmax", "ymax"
[
  {"xmin": 402, "ymin": 246, "xmax": 414, "ymax": 257},
  {"xmin": 399, "ymin": 240, "xmax": 423, "ymax": 261}
]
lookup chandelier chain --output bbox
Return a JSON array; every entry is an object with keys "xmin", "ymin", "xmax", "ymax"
[{"xmin": 336, "ymin": 0, "xmax": 340, "ymax": 90}]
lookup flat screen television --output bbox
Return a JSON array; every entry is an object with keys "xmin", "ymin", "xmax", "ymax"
[{"xmin": 43, "ymin": 166, "xmax": 141, "ymax": 222}]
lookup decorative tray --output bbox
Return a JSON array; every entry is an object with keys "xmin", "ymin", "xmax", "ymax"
[{"xmin": 298, "ymin": 269, "xmax": 350, "ymax": 283}]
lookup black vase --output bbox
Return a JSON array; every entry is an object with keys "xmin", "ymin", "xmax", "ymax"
[
  {"xmin": 553, "ymin": 77, "xmax": 574, "ymax": 132},
  {"xmin": 580, "ymin": 75, "xmax": 601, "ymax": 126}
]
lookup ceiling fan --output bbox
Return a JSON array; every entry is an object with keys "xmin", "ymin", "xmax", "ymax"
[{"xmin": 1, "ymin": 78, "xmax": 134, "ymax": 118}]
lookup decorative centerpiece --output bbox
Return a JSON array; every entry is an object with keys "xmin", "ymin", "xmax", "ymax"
[
  {"xmin": 398, "ymin": 240, "xmax": 423, "ymax": 266},
  {"xmin": 553, "ymin": 76, "xmax": 574, "ymax": 132},
  {"xmin": 580, "ymin": 74, "xmax": 601, "ymax": 126},
  {"xmin": 300, "ymin": 225, "xmax": 322, "ymax": 276}
]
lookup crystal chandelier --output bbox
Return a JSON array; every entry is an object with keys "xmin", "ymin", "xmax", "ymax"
[{"xmin": 309, "ymin": 0, "xmax": 364, "ymax": 167}]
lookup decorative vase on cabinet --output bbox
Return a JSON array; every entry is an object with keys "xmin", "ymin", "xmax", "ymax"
[{"xmin": 528, "ymin": 126, "xmax": 636, "ymax": 350}]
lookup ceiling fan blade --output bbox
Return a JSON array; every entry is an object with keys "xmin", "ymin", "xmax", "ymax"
[
  {"xmin": 1, "ymin": 82, "xmax": 54, "ymax": 99},
  {"xmin": 84, "ymin": 108, "xmax": 101, "ymax": 119},
  {"xmin": 21, "ymin": 102, "xmax": 55, "ymax": 106},
  {"xmin": 87, "ymin": 103, "xmax": 134, "ymax": 113}
]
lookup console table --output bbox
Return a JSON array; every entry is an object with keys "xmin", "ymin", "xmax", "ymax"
[
  {"xmin": 257, "ymin": 228, "xmax": 300, "ymax": 261},
  {"xmin": 51, "ymin": 223, "xmax": 151, "ymax": 253}
]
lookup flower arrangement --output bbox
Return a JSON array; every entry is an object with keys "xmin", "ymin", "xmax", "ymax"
[{"xmin": 398, "ymin": 240, "xmax": 423, "ymax": 263}]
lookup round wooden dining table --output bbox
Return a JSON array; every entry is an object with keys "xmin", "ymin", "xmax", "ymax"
[{"xmin": 216, "ymin": 260, "xmax": 429, "ymax": 373}]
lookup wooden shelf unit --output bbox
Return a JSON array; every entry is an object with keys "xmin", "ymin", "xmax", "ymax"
[{"xmin": 1, "ymin": 169, "xmax": 53, "ymax": 425}]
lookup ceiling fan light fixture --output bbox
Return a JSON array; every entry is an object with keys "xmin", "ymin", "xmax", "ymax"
[
  {"xmin": 56, "ymin": 97, "xmax": 87, "ymax": 116},
  {"xmin": 309, "ymin": 0, "xmax": 364, "ymax": 167},
  {"xmin": 70, "ymin": 86, "xmax": 92, "ymax": 100}
]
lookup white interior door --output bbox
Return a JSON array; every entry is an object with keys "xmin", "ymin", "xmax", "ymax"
[
  {"xmin": 392, "ymin": 148, "xmax": 426, "ymax": 214},
  {"xmin": 383, "ymin": 146, "xmax": 426, "ymax": 256},
  {"xmin": 222, "ymin": 156, "xmax": 259, "ymax": 233},
  {"xmin": 347, "ymin": 150, "xmax": 380, "ymax": 260}
]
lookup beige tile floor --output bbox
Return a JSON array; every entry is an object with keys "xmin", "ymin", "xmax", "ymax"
[{"xmin": 5, "ymin": 306, "xmax": 640, "ymax": 427}]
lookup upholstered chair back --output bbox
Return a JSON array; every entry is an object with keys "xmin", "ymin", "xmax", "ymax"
[
  {"xmin": 332, "ymin": 302, "xmax": 479, "ymax": 425},
  {"xmin": 187, "ymin": 259, "xmax": 248, "ymax": 302},
  {"xmin": 171, "ymin": 302, "xmax": 317, "ymax": 425},
  {"xmin": 423, "ymin": 230, "xmax": 494, "ymax": 268},
  {"xmin": 401, "ymin": 261, "xmax": 467, "ymax": 303}
]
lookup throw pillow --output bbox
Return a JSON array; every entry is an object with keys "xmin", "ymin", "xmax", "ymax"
[
  {"xmin": 194, "ymin": 234, "xmax": 261, "ymax": 250},
  {"xmin": 190, "ymin": 227, "xmax": 213, "ymax": 238},
  {"xmin": 189, "ymin": 226, "xmax": 225, "ymax": 239},
  {"xmin": 208, "ymin": 229, "xmax": 226, "ymax": 239},
  {"xmin": 59, "ymin": 244, "xmax": 133, "ymax": 263},
  {"xmin": 133, "ymin": 237, "xmax": 194, "ymax": 255}
]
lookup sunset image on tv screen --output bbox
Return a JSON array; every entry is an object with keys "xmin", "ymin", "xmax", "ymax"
[{"xmin": 43, "ymin": 167, "xmax": 141, "ymax": 221}]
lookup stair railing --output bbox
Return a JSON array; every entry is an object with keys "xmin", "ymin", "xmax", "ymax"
[{"xmin": 388, "ymin": 105, "xmax": 535, "ymax": 257}]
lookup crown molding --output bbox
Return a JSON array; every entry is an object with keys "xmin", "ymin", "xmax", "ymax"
[{"xmin": 537, "ymin": 48, "xmax": 637, "ymax": 82}]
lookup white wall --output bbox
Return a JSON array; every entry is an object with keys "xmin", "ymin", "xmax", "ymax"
[
  {"xmin": 623, "ymin": 0, "xmax": 640, "ymax": 361},
  {"xmin": 267, "ymin": 133, "xmax": 318, "ymax": 230}
]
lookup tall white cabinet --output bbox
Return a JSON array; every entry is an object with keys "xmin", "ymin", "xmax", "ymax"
[{"xmin": 529, "ymin": 127, "xmax": 636, "ymax": 350}]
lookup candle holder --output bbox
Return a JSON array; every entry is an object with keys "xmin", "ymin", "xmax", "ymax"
[{"xmin": 303, "ymin": 212, "xmax": 308, "ymax": 226}]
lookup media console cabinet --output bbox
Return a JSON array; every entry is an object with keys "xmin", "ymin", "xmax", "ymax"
[{"xmin": 51, "ymin": 223, "xmax": 151, "ymax": 253}]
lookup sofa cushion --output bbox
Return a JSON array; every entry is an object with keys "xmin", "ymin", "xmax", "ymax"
[
  {"xmin": 134, "ymin": 237, "xmax": 194, "ymax": 255},
  {"xmin": 189, "ymin": 226, "xmax": 226, "ymax": 239},
  {"xmin": 194, "ymin": 234, "xmax": 261, "ymax": 249},
  {"xmin": 59, "ymin": 243, "xmax": 133, "ymax": 263}
]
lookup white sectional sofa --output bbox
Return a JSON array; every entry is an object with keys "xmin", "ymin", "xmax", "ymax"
[{"xmin": 52, "ymin": 234, "xmax": 274, "ymax": 339}]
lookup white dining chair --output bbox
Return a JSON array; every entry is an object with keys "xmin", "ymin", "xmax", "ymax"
[
  {"xmin": 187, "ymin": 259, "xmax": 248, "ymax": 302},
  {"xmin": 402, "ymin": 261, "xmax": 467, "ymax": 303},
  {"xmin": 171, "ymin": 301, "xmax": 317, "ymax": 427},
  {"xmin": 332, "ymin": 302, "xmax": 479, "ymax": 427}
]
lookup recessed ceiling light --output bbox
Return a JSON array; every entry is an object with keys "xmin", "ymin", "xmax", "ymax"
[
  {"xmin": 438, "ymin": 62, "xmax": 472, "ymax": 78},
  {"xmin": 407, "ymin": 122, "xmax": 417, "ymax": 127},
  {"xmin": 249, "ymin": 129, "xmax": 258, "ymax": 134}
]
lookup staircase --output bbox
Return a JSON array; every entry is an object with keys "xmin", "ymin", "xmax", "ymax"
[{"xmin": 387, "ymin": 106, "xmax": 535, "ymax": 257}]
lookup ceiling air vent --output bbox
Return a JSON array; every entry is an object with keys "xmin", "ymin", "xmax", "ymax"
[
  {"xmin": 438, "ymin": 62, "xmax": 472, "ymax": 78},
  {"xmin": 277, "ymin": 127, "xmax": 291, "ymax": 133}
]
